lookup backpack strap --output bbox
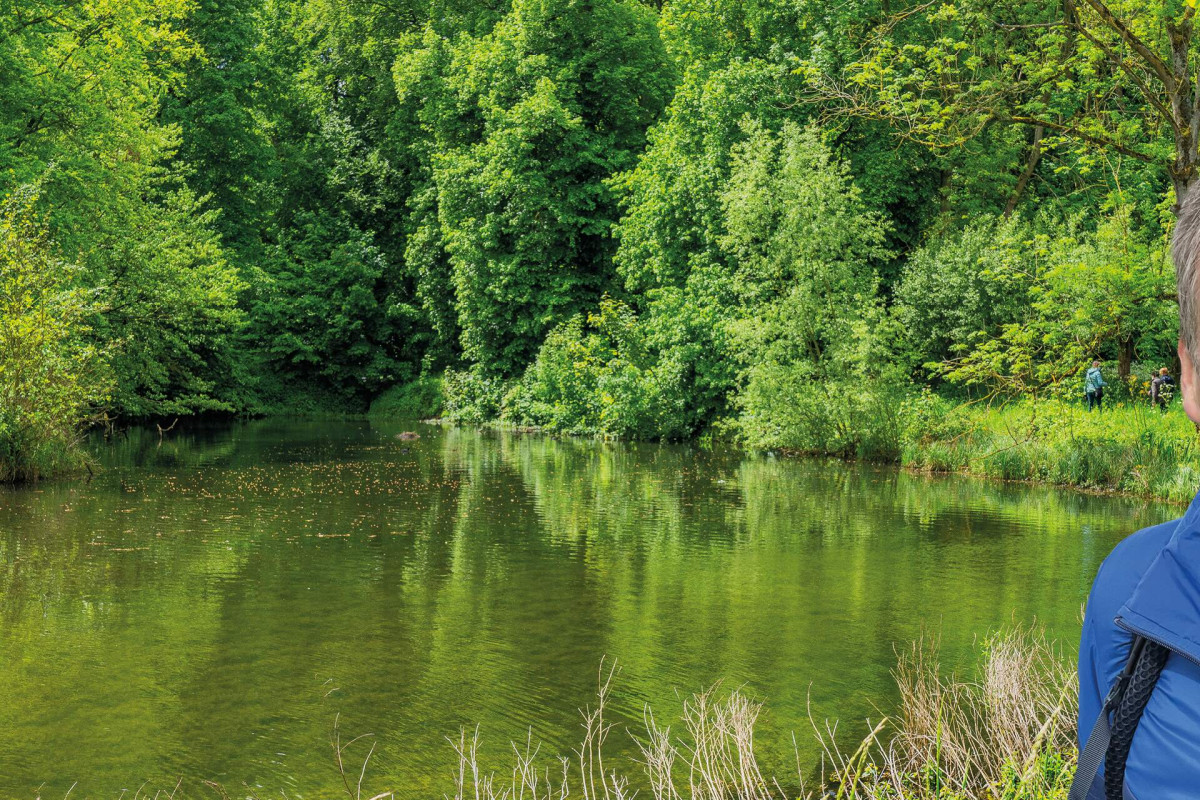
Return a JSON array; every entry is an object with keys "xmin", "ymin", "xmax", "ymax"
[
  {"xmin": 1068, "ymin": 638, "xmax": 1145, "ymax": 800},
  {"xmin": 1068, "ymin": 636, "xmax": 1170, "ymax": 800},
  {"xmin": 1104, "ymin": 639, "xmax": 1170, "ymax": 800}
]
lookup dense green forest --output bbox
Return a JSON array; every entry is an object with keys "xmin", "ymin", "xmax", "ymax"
[{"xmin": 3, "ymin": 0, "xmax": 1197, "ymax": 480}]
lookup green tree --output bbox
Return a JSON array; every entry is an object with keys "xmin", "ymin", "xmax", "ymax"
[
  {"xmin": 724, "ymin": 124, "xmax": 897, "ymax": 455},
  {"xmin": 802, "ymin": 0, "xmax": 1199, "ymax": 210},
  {"xmin": 942, "ymin": 208, "xmax": 1178, "ymax": 396},
  {"xmin": 409, "ymin": 0, "xmax": 675, "ymax": 375},
  {"xmin": 0, "ymin": 189, "xmax": 109, "ymax": 480},
  {"xmin": 895, "ymin": 216, "xmax": 1031, "ymax": 372},
  {"xmin": 0, "ymin": 0, "xmax": 249, "ymax": 418}
]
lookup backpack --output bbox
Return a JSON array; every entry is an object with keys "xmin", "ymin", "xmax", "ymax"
[{"xmin": 1068, "ymin": 636, "xmax": 1171, "ymax": 800}]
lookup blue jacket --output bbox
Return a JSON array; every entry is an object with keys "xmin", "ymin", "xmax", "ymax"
[{"xmin": 1079, "ymin": 495, "xmax": 1200, "ymax": 799}]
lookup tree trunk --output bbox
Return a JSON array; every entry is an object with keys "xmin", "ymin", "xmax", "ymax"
[
  {"xmin": 1118, "ymin": 336, "xmax": 1135, "ymax": 383},
  {"xmin": 1167, "ymin": 16, "xmax": 1198, "ymax": 211},
  {"xmin": 1005, "ymin": 124, "xmax": 1043, "ymax": 218}
]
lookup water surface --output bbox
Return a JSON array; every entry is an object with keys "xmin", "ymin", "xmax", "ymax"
[{"xmin": 0, "ymin": 420, "xmax": 1176, "ymax": 797}]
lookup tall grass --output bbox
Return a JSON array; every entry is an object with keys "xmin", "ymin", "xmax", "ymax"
[
  {"xmin": 444, "ymin": 627, "xmax": 1077, "ymax": 800},
  {"xmin": 904, "ymin": 398, "xmax": 1200, "ymax": 503}
]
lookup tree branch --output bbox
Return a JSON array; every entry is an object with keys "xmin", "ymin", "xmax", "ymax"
[
  {"xmin": 1006, "ymin": 114, "xmax": 1156, "ymax": 162},
  {"xmin": 1069, "ymin": 18, "xmax": 1178, "ymax": 135},
  {"xmin": 1079, "ymin": 0, "xmax": 1175, "ymax": 93}
]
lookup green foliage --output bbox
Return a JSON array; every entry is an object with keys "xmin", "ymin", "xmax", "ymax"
[
  {"xmin": 0, "ymin": 0, "xmax": 246, "ymax": 420},
  {"xmin": 895, "ymin": 216, "xmax": 1030, "ymax": 372},
  {"xmin": 939, "ymin": 209, "xmax": 1177, "ymax": 399},
  {"xmin": 369, "ymin": 376, "xmax": 445, "ymax": 418},
  {"xmin": 504, "ymin": 297, "xmax": 702, "ymax": 438},
  {"xmin": 800, "ymin": 0, "xmax": 1179, "ymax": 212},
  {"xmin": 442, "ymin": 366, "xmax": 510, "ymax": 424},
  {"xmin": 404, "ymin": 0, "xmax": 676, "ymax": 375},
  {"xmin": 96, "ymin": 186, "xmax": 247, "ymax": 417},
  {"xmin": 610, "ymin": 59, "xmax": 792, "ymax": 293},
  {"xmin": 5, "ymin": 0, "xmax": 1200, "ymax": 489},
  {"xmin": 724, "ymin": 123, "xmax": 897, "ymax": 456},
  {"xmin": 0, "ymin": 190, "xmax": 109, "ymax": 480},
  {"xmin": 252, "ymin": 212, "xmax": 400, "ymax": 405}
]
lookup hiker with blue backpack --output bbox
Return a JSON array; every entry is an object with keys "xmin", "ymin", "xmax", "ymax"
[
  {"xmin": 1070, "ymin": 190, "xmax": 1200, "ymax": 799},
  {"xmin": 1084, "ymin": 360, "xmax": 1108, "ymax": 411}
]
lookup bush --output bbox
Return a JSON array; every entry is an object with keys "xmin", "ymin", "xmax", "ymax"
[
  {"xmin": 503, "ymin": 299, "xmax": 708, "ymax": 439},
  {"xmin": 736, "ymin": 367, "xmax": 917, "ymax": 460},
  {"xmin": 894, "ymin": 216, "xmax": 1028, "ymax": 371},
  {"xmin": 442, "ymin": 366, "xmax": 510, "ymax": 424},
  {"xmin": 369, "ymin": 375, "xmax": 445, "ymax": 418},
  {"xmin": 0, "ymin": 189, "xmax": 110, "ymax": 481}
]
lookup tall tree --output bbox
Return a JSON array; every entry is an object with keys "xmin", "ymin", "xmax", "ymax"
[
  {"xmin": 803, "ymin": 0, "xmax": 1198, "ymax": 209},
  {"xmin": 399, "ymin": 0, "xmax": 675, "ymax": 376}
]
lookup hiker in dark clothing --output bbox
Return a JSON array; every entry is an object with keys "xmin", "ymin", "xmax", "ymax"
[
  {"xmin": 1151, "ymin": 368, "xmax": 1174, "ymax": 411},
  {"xmin": 1085, "ymin": 360, "xmax": 1107, "ymax": 411}
]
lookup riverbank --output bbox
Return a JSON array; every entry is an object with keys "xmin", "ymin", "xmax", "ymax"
[
  {"xmin": 13, "ymin": 380, "xmax": 1195, "ymax": 513},
  {"xmin": 903, "ymin": 399, "xmax": 1200, "ymax": 505},
  {"xmin": 427, "ymin": 389, "xmax": 1199, "ymax": 504}
]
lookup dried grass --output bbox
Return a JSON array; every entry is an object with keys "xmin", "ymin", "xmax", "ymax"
[{"xmin": 447, "ymin": 626, "xmax": 1077, "ymax": 800}]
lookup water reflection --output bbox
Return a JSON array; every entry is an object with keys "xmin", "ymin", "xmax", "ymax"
[{"xmin": 0, "ymin": 421, "xmax": 1174, "ymax": 797}]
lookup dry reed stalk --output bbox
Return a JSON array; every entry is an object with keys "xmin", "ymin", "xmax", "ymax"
[{"xmin": 446, "ymin": 624, "xmax": 1075, "ymax": 800}]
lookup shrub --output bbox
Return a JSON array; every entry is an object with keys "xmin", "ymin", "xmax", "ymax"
[
  {"xmin": 0, "ymin": 189, "xmax": 110, "ymax": 481},
  {"xmin": 505, "ymin": 298, "xmax": 707, "ymax": 439},
  {"xmin": 369, "ymin": 375, "xmax": 445, "ymax": 418},
  {"xmin": 442, "ymin": 366, "xmax": 510, "ymax": 424},
  {"xmin": 895, "ymin": 216, "xmax": 1029, "ymax": 371}
]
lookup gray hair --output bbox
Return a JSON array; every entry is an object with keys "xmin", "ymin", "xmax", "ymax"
[{"xmin": 1175, "ymin": 188, "xmax": 1200, "ymax": 368}]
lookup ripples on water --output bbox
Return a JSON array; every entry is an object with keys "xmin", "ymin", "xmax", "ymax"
[{"xmin": 0, "ymin": 420, "xmax": 1176, "ymax": 797}]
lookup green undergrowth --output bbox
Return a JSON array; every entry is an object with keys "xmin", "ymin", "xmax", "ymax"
[
  {"xmin": 906, "ymin": 399, "xmax": 1200, "ymax": 503},
  {"xmin": 367, "ymin": 376, "xmax": 444, "ymax": 419}
]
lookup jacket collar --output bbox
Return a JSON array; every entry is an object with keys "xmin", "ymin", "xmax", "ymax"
[{"xmin": 1119, "ymin": 493, "xmax": 1200, "ymax": 664}]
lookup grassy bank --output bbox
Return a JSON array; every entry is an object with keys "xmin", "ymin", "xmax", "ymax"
[
  {"xmin": 905, "ymin": 399, "xmax": 1200, "ymax": 504},
  {"xmin": 427, "ymin": 372, "xmax": 1200, "ymax": 503}
]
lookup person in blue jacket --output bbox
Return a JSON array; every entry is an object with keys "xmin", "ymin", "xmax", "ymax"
[
  {"xmin": 1084, "ymin": 360, "xmax": 1108, "ymax": 411},
  {"xmin": 1074, "ymin": 190, "xmax": 1200, "ymax": 799}
]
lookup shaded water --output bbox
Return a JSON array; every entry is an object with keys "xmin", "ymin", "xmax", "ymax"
[{"xmin": 0, "ymin": 420, "xmax": 1177, "ymax": 797}]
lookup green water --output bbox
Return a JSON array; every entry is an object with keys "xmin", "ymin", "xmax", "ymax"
[{"xmin": 0, "ymin": 420, "xmax": 1177, "ymax": 798}]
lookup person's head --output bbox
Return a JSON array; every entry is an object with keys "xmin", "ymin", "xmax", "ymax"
[
  {"xmin": 1092, "ymin": 360, "xmax": 1101, "ymax": 368},
  {"xmin": 1162, "ymin": 367, "xmax": 1170, "ymax": 377},
  {"xmin": 1174, "ymin": 188, "xmax": 1200, "ymax": 422}
]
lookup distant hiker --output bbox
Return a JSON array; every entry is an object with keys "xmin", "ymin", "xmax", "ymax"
[
  {"xmin": 1084, "ymin": 360, "xmax": 1107, "ymax": 411},
  {"xmin": 1151, "ymin": 367, "xmax": 1174, "ymax": 411}
]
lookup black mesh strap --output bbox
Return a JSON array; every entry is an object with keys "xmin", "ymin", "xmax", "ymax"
[
  {"xmin": 1068, "ymin": 637, "xmax": 1151, "ymax": 800},
  {"xmin": 1104, "ymin": 640, "xmax": 1170, "ymax": 800}
]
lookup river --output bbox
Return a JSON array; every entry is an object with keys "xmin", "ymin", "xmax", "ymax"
[{"xmin": 0, "ymin": 420, "xmax": 1176, "ymax": 797}]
